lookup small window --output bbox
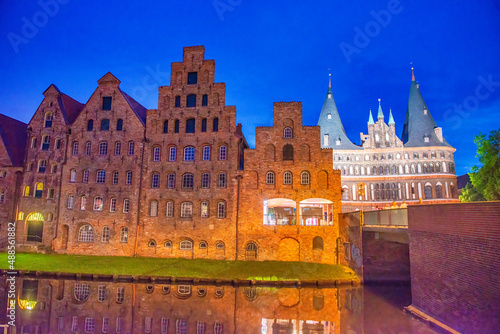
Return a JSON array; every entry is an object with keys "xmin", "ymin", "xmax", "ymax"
[
  {"xmin": 128, "ymin": 141, "xmax": 135, "ymax": 155},
  {"xmin": 203, "ymin": 146, "xmax": 210, "ymax": 160},
  {"xmin": 283, "ymin": 144, "xmax": 293, "ymax": 161},
  {"xmin": 175, "ymin": 96, "xmax": 181, "ymax": 108},
  {"xmin": 102, "ymin": 97, "xmax": 112, "ymax": 110},
  {"xmin": 150, "ymin": 200, "xmax": 158, "ymax": 217},
  {"xmin": 187, "ymin": 72, "xmax": 198, "ymax": 85},
  {"xmin": 110, "ymin": 198, "xmax": 117, "ymax": 212},
  {"xmin": 200, "ymin": 202, "xmax": 209, "ymax": 218},
  {"xmin": 100, "ymin": 119, "xmax": 110, "ymax": 131},
  {"xmin": 202, "ymin": 94, "xmax": 208, "ymax": 106},
  {"xmin": 174, "ymin": 120, "xmax": 180, "ymax": 133},
  {"xmin": 126, "ymin": 171, "xmax": 133, "ymax": 185},
  {"xmin": 98, "ymin": 285, "xmax": 106, "ymax": 302},
  {"xmin": 184, "ymin": 147, "xmax": 195, "ymax": 161},
  {"xmin": 93, "ymin": 196, "xmax": 103, "ymax": 211},
  {"xmin": 219, "ymin": 145, "xmax": 227, "ymax": 160},
  {"xmin": 55, "ymin": 139, "xmax": 61, "ymax": 149},
  {"xmin": 38, "ymin": 160, "xmax": 47, "ymax": 173},
  {"xmin": 99, "ymin": 142, "xmax": 108, "ymax": 155},
  {"xmin": 152, "ymin": 173, "xmax": 160, "ymax": 188},
  {"xmin": 41, "ymin": 135, "xmax": 50, "ymax": 150},
  {"xmin": 115, "ymin": 142, "xmax": 121, "ymax": 155},
  {"xmin": 213, "ymin": 118, "xmax": 219, "ymax": 132},
  {"xmin": 148, "ymin": 240, "xmax": 156, "ymax": 247},
  {"xmin": 218, "ymin": 172, "xmax": 227, "ymax": 188},
  {"xmin": 179, "ymin": 240, "xmax": 193, "ymax": 250},
  {"xmin": 217, "ymin": 201, "xmax": 226, "ymax": 218},
  {"xmin": 301, "ymin": 172, "xmax": 310, "ymax": 185},
  {"xmin": 123, "ymin": 199, "xmax": 130, "ymax": 213},
  {"xmin": 87, "ymin": 120, "xmax": 94, "ymax": 131},
  {"xmin": 116, "ymin": 119, "xmax": 123, "ymax": 131},
  {"xmin": 120, "ymin": 227, "xmax": 128, "ymax": 243},
  {"xmin": 201, "ymin": 173, "xmax": 210, "ymax": 188},
  {"xmin": 163, "ymin": 120, "xmax": 168, "ymax": 133},
  {"xmin": 169, "ymin": 147, "xmax": 177, "ymax": 161},
  {"xmin": 283, "ymin": 127, "xmax": 292, "ymax": 138},
  {"xmin": 112, "ymin": 171, "xmax": 119, "ymax": 184},
  {"xmin": 80, "ymin": 195, "xmax": 87, "ymax": 210},
  {"xmin": 102, "ymin": 318, "xmax": 109, "ymax": 333},
  {"xmin": 44, "ymin": 112, "xmax": 53, "ymax": 128},
  {"xmin": 266, "ymin": 172, "xmax": 275, "ymax": 185},
  {"xmin": 167, "ymin": 173, "xmax": 176, "ymax": 188},
  {"xmin": 283, "ymin": 171, "xmax": 292, "ymax": 185},
  {"xmin": 216, "ymin": 242, "xmax": 224, "ymax": 250},
  {"xmin": 116, "ymin": 287, "xmax": 125, "ymax": 303},
  {"xmin": 85, "ymin": 141, "xmax": 92, "ymax": 155},
  {"xmin": 181, "ymin": 202, "xmax": 193, "ymax": 217},
  {"xmin": 102, "ymin": 226, "xmax": 110, "ymax": 243},
  {"xmin": 186, "ymin": 118, "xmax": 195, "ymax": 133},
  {"xmin": 323, "ymin": 134, "xmax": 329, "ymax": 146},
  {"xmin": 96, "ymin": 170, "xmax": 106, "ymax": 184},
  {"xmin": 166, "ymin": 201, "xmax": 174, "ymax": 217},
  {"xmin": 186, "ymin": 94, "xmax": 196, "ymax": 108},
  {"xmin": 67, "ymin": 195, "xmax": 74, "ymax": 209},
  {"xmin": 72, "ymin": 141, "xmax": 79, "ymax": 155},
  {"xmin": 82, "ymin": 170, "xmax": 89, "ymax": 183},
  {"xmin": 31, "ymin": 137, "xmax": 37, "ymax": 148},
  {"xmin": 182, "ymin": 173, "xmax": 194, "ymax": 189},
  {"xmin": 200, "ymin": 242, "xmax": 208, "ymax": 249},
  {"xmin": 164, "ymin": 241, "xmax": 172, "ymax": 248},
  {"xmin": 201, "ymin": 118, "xmax": 207, "ymax": 132}
]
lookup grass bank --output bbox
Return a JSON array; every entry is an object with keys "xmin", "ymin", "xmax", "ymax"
[{"xmin": 0, "ymin": 253, "xmax": 357, "ymax": 281}]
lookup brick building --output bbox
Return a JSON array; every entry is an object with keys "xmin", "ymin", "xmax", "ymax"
[
  {"xmin": 318, "ymin": 71, "xmax": 459, "ymax": 212},
  {"xmin": 238, "ymin": 102, "xmax": 341, "ymax": 263}
]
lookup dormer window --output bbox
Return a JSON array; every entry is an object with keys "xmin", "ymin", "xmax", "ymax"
[
  {"xmin": 336, "ymin": 138, "xmax": 341, "ymax": 146},
  {"xmin": 187, "ymin": 72, "xmax": 197, "ymax": 85},
  {"xmin": 102, "ymin": 97, "xmax": 112, "ymax": 110},
  {"xmin": 423, "ymin": 108, "xmax": 428, "ymax": 115},
  {"xmin": 328, "ymin": 93, "xmax": 332, "ymax": 98},
  {"xmin": 424, "ymin": 135, "xmax": 430, "ymax": 143},
  {"xmin": 327, "ymin": 113, "xmax": 332, "ymax": 119}
]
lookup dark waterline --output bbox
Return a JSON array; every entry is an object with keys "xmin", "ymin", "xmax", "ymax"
[{"xmin": 1, "ymin": 278, "xmax": 439, "ymax": 333}]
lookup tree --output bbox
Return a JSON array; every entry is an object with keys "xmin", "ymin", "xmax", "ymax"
[
  {"xmin": 459, "ymin": 182, "xmax": 485, "ymax": 202},
  {"xmin": 463, "ymin": 128, "xmax": 500, "ymax": 201}
]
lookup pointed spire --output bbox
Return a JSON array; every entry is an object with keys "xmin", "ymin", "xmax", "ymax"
[
  {"xmin": 368, "ymin": 109, "xmax": 375, "ymax": 125},
  {"xmin": 388, "ymin": 108, "xmax": 395, "ymax": 125},
  {"xmin": 377, "ymin": 98, "xmax": 384, "ymax": 119},
  {"xmin": 328, "ymin": 73, "xmax": 331, "ymax": 88},
  {"xmin": 411, "ymin": 66, "xmax": 415, "ymax": 82}
]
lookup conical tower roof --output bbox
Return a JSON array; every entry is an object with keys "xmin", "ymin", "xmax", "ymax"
[
  {"xmin": 377, "ymin": 99, "xmax": 384, "ymax": 119},
  {"xmin": 368, "ymin": 109, "xmax": 375, "ymax": 125},
  {"xmin": 388, "ymin": 108, "xmax": 395, "ymax": 125},
  {"xmin": 317, "ymin": 75, "xmax": 361, "ymax": 150},
  {"xmin": 401, "ymin": 69, "xmax": 451, "ymax": 147}
]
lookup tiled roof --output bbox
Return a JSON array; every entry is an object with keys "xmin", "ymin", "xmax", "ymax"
[
  {"xmin": 58, "ymin": 91, "xmax": 85, "ymax": 124},
  {"xmin": 120, "ymin": 89, "xmax": 147, "ymax": 125},
  {"xmin": 317, "ymin": 86, "xmax": 361, "ymax": 150},
  {"xmin": 0, "ymin": 113, "xmax": 27, "ymax": 166},
  {"xmin": 401, "ymin": 74, "xmax": 451, "ymax": 148}
]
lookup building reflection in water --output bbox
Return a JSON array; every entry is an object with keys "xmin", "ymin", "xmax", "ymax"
[{"xmin": 0, "ymin": 278, "xmax": 438, "ymax": 334}]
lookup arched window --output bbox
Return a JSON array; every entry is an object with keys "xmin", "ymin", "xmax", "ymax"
[
  {"xmin": 342, "ymin": 186, "xmax": 349, "ymax": 200},
  {"xmin": 283, "ymin": 144, "xmax": 293, "ymax": 161},
  {"xmin": 93, "ymin": 196, "xmax": 103, "ymax": 211},
  {"xmin": 110, "ymin": 198, "xmax": 117, "ymax": 212},
  {"xmin": 218, "ymin": 172, "xmax": 227, "ymax": 188},
  {"xmin": 175, "ymin": 96, "xmax": 181, "ymax": 108},
  {"xmin": 148, "ymin": 240, "xmax": 156, "ymax": 247},
  {"xmin": 217, "ymin": 201, "xmax": 226, "ymax": 218},
  {"xmin": 102, "ymin": 226, "xmax": 110, "ymax": 243},
  {"xmin": 202, "ymin": 94, "xmax": 208, "ymax": 106},
  {"xmin": 184, "ymin": 146, "xmax": 195, "ymax": 161},
  {"xmin": 123, "ymin": 199, "xmax": 130, "ymax": 213},
  {"xmin": 85, "ymin": 141, "xmax": 92, "ymax": 155},
  {"xmin": 266, "ymin": 172, "xmax": 275, "ymax": 185},
  {"xmin": 283, "ymin": 127, "xmax": 292, "ymax": 138},
  {"xmin": 67, "ymin": 195, "xmax": 74, "ymax": 209},
  {"xmin": 186, "ymin": 94, "xmax": 196, "ymax": 108},
  {"xmin": 153, "ymin": 146, "xmax": 161, "ymax": 161},
  {"xmin": 34, "ymin": 182, "xmax": 43, "ymax": 198},
  {"xmin": 186, "ymin": 118, "xmax": 195, "ymax": 133},
  {"xmin": 73, "ymin": 141, "xmax": 78, "ymax": 155},
  {"xmin": 36, "ymin": 160, "xmax": 47, "ymax": 174},
  {"xmin": 163, "ymin": 120, "xmax": 168, "ymax": 133},
  {"xmin": 181, "ymin": 202, "xmax": 193, "ymax": 217},
  {"xmin": 87, "ymin": 120, "xmax": 93, "ymax": 131},
  {"xmin": 151, "ymin": 173, "xmax": 160, "ymax": 188},
  {"xmin": 201, "ymin": 173, "xmax": 210, "ymax": 188},
  {"xmin": 164, "ymin": 240, "xmax": 172, "ymax": 248},
  {"xmin": 199, "ymin": 241, "xmax": 208, "ymax": 249},
  {"xmin": 424, "ymin": 185, "xmax": 433, "ymax": 199},
  {"xmin": 202, "ymin": 146, "xmax": 210, "ymax": 160},
  {"xmin": 166, "ymin": 201, "xmax": 174, "ymax": 217},
  {"xmin": 41, "ymin": 135, "xmax": 50, "ymax": 150},
  {"xmin": 18, "ymin": 211, "xmax": 25, "ymax": 220},
  {"xmin": 167, "ymin": 173, "xmax": 175, "ymax": 188},
  {"xmin": 313, "ymin": 236, "xmax": 324, "ymax": 250},
  {"xmin": 96, "ymin": 170, "xmax": 105, "ymax": 183},
  {"xmin": 78, "ymin": 225, "xmax": 94, "ymax": 242},
  {"xmin": 116, "ymin": 119, "xmax": 123, "ymax": 131},
  {"xmin": 245, "ymin": 242, "xmax": 257, "ymax": 260},
  {"xmin": 128, "ymin": 141, "xmax": 135, "ymax": 155},
  {"xmin": 436, "ymin": 185, "xmax": 443, "ymax": 198},
  {"xmin": 182, "ymin": 173, "xmax": 194, "ymax": 189},
  {"xmin": 74, "ymin": 283, "xmax": 90, "ymax": 301},
  {"xmin": 180, "ymin": 240, "xmax": 193, "ymax": 250},
  {"xmin": 150, "ymin": 200, "xmax": 158, "ymax": 217},
  {"xmin": 44, "ymin": 112, "xmax": 53, "ymax": 128},
  {"xmin": 100, "ymin": 119, "xmax": 110, "ymax": 131},
  {"xmin": 80, "ymin": 195, "xmax": 87, "ymax": 210},
  {"xmin": 219, "ymin": 145, "xmax": 227, "ymax": 160},
  {"xmin": 126, "ymin": 171, "xmax": 133, "ymax": 185},
  {"xmin": 283, "ymin": 171, "xmax": 292, "ymax": 185},
  {"xmin": 216, "ymin": 242, "xmax": 225, "ymax": 250},
  {"xmin": 301, "ymin": 171, "xmax": 310, "ymax": 185},
  {"xmin": 115, "ymin": 142, "xmax": 121, "ymax": 155},
  {"xmin": 120, "ymin": 227, "xmax": 128, "ymax": 243},
  {"xmin": 99, "ymin": 142, "xmax": 108, "ymax": 156},
  {"xmin": 200, "ymin": 202, "xmax": 209, "ymax": 218},
  {"xmin": 82, "ymin": 169, "xmax": 89, "ymax": 183},
  {"xmin": 169, "ymin": 147, "xmax": 177, "ymax": 161},
  {"xmin": 213, "ymin": 118, "xmax": 219, "ymax": 132},
  {"xmin": 70, "ymin": 169, "xmax": 76, "ymax": 183}
]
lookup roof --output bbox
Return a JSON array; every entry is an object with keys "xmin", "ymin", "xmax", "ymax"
[
  {"xmin": 43, "ymin": 84, "xmax": 84, "ymax": 125},
  {"xmin": 457, "ymin": 174, "xmax": 470, "ymax": 189},
  {"xmin": 401, "ymin": 71, "xmax": 451, "ymax": 148},
  {"xmin": 0, "ymin": 113, "xmax": 28, "ymax": 166},
  {"xmin": 120, "ymin": 89, "xmax": 147, "ymax": 125},
  {"xmin": 317, "ymin": 83, "xmax": 361, "ymax": 150}
]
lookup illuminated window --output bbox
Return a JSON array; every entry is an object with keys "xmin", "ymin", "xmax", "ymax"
[
  {"xmin": 93, "ymin": 196, "xmax": 103, "ymax": 211},
  {"xmin": 200, "ymin": 202, "xmax": 209, "ymax": 218},
  {"xmin": 35, "ymin": 182, "xmax": 43, "ymax": 198},
  {"xmin": 18, "ymin": 212, "xmax": 24, "ymax": 220},
  {"xmin": 24, "ymin": 186, "xmax": 30, "ymax": 197},
  {"xmin": 301, "ymin": 171, "xmax": 310, "ymax": 185},
  {"xmin": 150, "ymin": 200, "xmax": 158, "ymax": 217},
  {"xmin": 181, "ymin": 202, "xmax": 193, "ymax": 217},
  {"xmin": 80, "ymin": 196, "xmax": 87, "ymax": 210}
]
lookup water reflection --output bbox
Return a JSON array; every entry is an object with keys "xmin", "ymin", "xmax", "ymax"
[{"xmin": 0, "ymin": 278, "xmax": 438, "ymax": 333}]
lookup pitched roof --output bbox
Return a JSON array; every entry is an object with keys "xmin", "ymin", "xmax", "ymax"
[
  {"xmin": 388, "ymin": 109, "xmax": 395, "ymax": 125},
  {"xmin": 43, "ymin": 84, "xmax": 84, "ymax": 125},
  {"xmin": 401, "ymin": 71, "xmax": 451, "ymax": 148},
  {"xmin": 317, "ymin": 79, "xmax": 361, "ymax": 150},
  {"xmin": 120, "ymin": 89, "xmax": 147, "ymax": 125},
  {"xmin": 0, "ymin": 113, "xmax": 27, "ymax": 166},
  {"xmin": 368, "ymin": 109, "xmax": 375, "ymax": 125}
]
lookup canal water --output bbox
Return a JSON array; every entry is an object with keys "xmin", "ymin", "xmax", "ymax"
[{"xmin": 1, "ymin": 278, "xmax": 439, "ymax": 333}]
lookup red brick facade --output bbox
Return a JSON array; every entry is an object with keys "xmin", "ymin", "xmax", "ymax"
[{"xmin": 408, "ymin": 202, "xmax": 500, "ymax": 333}]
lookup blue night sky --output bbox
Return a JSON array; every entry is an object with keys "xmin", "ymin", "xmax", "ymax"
[{"xmin": 1, "ymin": 0, "xmax": 499, "ymax": 176}]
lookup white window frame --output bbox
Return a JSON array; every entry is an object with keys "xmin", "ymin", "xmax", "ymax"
[
  {"xmin": 181, "ymin": 202, "xmax": 193, "ymax": 218},
  {"xmin": 110, "ymin": 198, "xmax": 117, "ymax": 212}
]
